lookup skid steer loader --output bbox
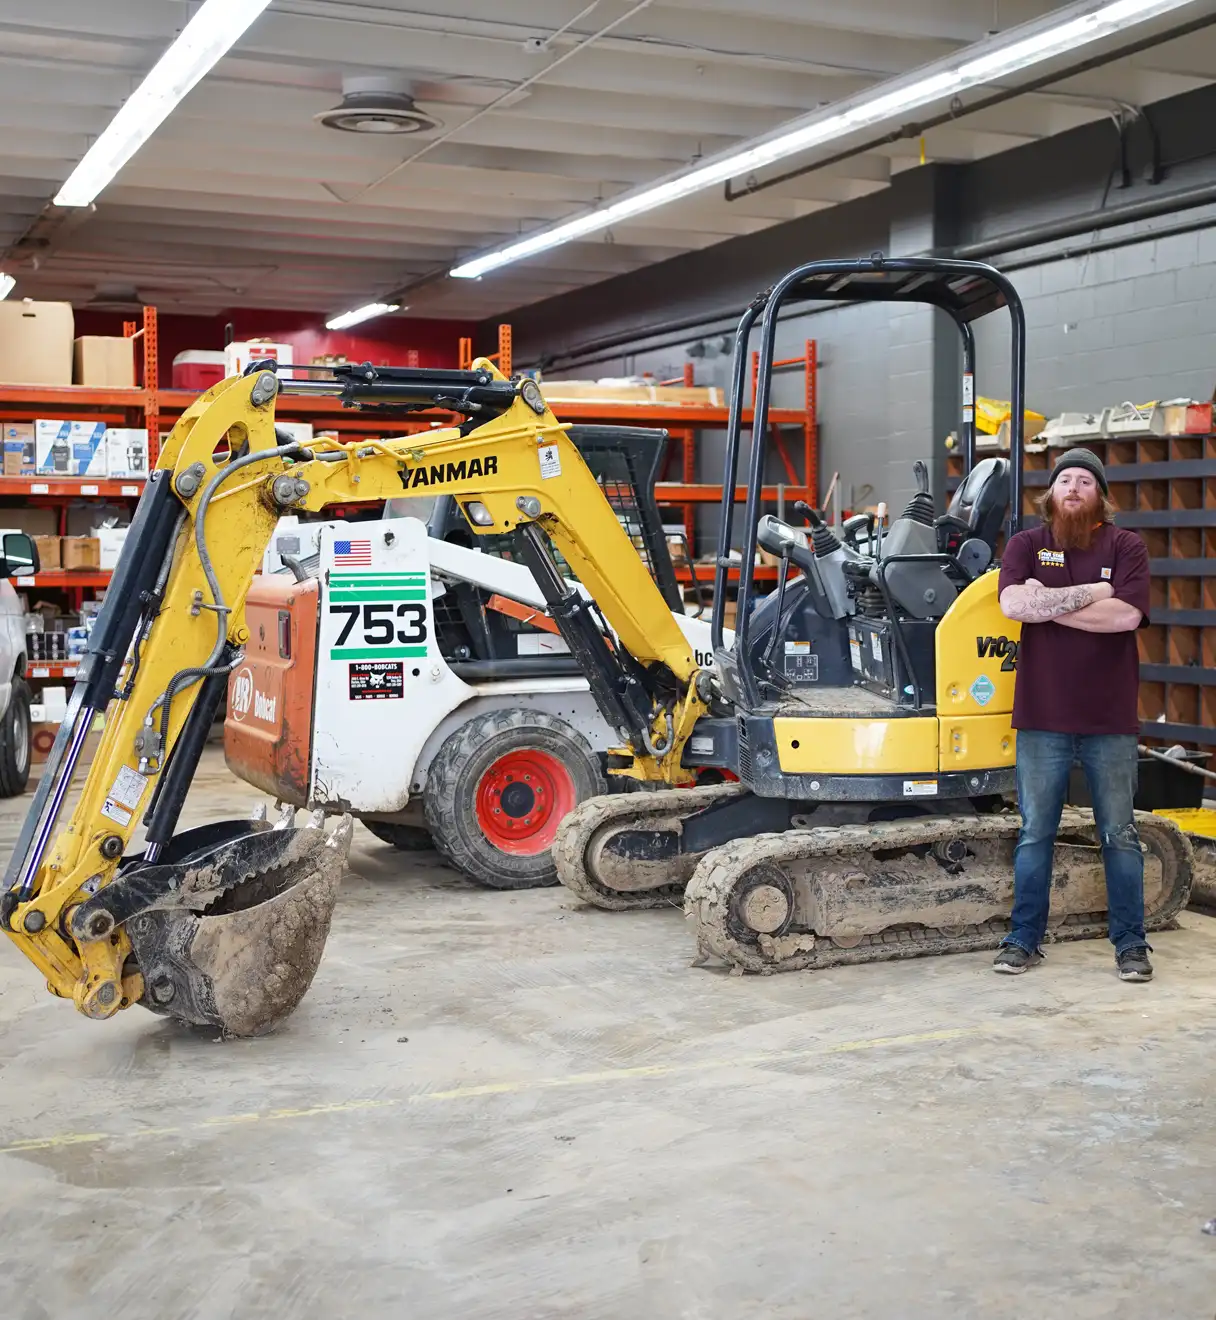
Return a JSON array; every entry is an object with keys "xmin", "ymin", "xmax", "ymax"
[{"xmin": 224, "ymin": 440, "xmax": 727, "ymax": 890}]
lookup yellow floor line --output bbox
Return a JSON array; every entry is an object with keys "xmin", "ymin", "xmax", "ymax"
[{"xmin": 0, "ymin": 1025, "xmax": 975, "ymax": 1156}]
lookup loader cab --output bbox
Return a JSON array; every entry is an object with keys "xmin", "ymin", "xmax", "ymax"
[
  {"xmin": 711, "ymin": 256, "xmax": 1027, "ymax": 717},
  {"xmin": 267, "ymin": 423, "xmax": 687, "ymax": 670}
]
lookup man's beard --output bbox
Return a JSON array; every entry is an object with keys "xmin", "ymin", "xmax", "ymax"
[{"xmin": 1049, "ymin": 491, "xmax": 1102, "ymax": 550}]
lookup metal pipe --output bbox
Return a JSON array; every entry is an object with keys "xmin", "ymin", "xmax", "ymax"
[
  {"xmin": 955, "ymin": 179, "xmax": 1216, "ymax": 261},
  {"xmin": 722, "ymin": 11, "xmax": 1216, "ymax": 205}
]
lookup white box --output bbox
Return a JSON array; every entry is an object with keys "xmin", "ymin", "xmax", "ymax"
[
  {"xmin": 97, "ymin": 526, "xmax": 129, "ymax": 570},
  {"xmin": 73, "ymin": 424, "xmax": 107, "ymax": 477},
  {"xmin": 41, "ymin": 685, "xmax": 68, "ymax": 721},
  {"xmin": 224, "ymin": 340, "xmax": 292, "ymax": 377},
  {"xmin": 36, "ymin": 420, "xmax": 105, "ymax": 476},
  {"xmin": 104, "ymin": 428, "xmax": 149, "ymax": 479}
]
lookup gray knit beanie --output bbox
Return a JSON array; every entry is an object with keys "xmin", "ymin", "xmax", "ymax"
[{"xmin": 1049, "ymin": 446, "xmax": 1108, "ymax": 495}]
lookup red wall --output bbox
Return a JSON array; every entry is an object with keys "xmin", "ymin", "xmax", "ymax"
[{"xmin": 73, "ymin": 308, "xmax": 475, "ymax": 387}]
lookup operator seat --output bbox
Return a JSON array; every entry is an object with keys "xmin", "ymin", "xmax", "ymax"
[
  {"xmin": 850, "ymin": 456, "xmax": 1010, "ymax": 621},
  {"xmin": 933, "ymin": 456, "xmax": 1010, "ymax": 574}
]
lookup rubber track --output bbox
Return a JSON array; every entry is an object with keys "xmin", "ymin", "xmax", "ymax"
[
  {"xmin": 552, "ymin": 781, "xmax": 745, "ymax": 910},
  {"xmin": 1187, "ymin": 835, "xmax": 1216, "ymax": 911},
  {"xmin": 684, "ymin": 809, "xmax": 1192, "ymax": 974}
]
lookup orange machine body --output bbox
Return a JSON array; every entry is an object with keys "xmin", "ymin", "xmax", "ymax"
[{"xmin": 224, "ymin": 574, "xmax": 318, "ymax": 806}]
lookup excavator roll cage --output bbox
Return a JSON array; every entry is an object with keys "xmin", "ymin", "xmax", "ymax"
[{"xmin": 714, "ymin": 255, "xmax": 1030, "ymax": 710}]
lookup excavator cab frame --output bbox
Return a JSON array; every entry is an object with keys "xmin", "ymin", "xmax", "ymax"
[{"xmin": 711, "ymin": 255, "xmax": 1029, "ymax": 701}]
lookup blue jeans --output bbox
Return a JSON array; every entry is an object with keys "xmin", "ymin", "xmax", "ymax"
[{"xmin": 1003, "ymin": 731, "xmax": 1148, "ymax": 957}]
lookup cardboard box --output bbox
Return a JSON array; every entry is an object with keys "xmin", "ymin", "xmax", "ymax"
[
  {"xmin": 62, "ymin": 536, "xmax": 100, "ymax": 571},
  {"xmin": 65, "ymin": 502, "xmax": 124, "ymax": 537},
  {"xmin": 1, "ymin": 508, "xmax": 57, "ymax": 539},
  {"xmin": 104, "ymin": 428, "xmax": 149, "ymax": 479},
  {"xmin": 73, "ymin": 336, "xmax": 135, "ymax": 388},
  {"xmin": 2, "ymin": 422, "xmax": 35, "ymax": 475},
  {"xmin": 32, "ymin": 721, "xmax": 102, "ymax": 768},
  {"xmin": 0, "ymin": 301, "xmax": 74, "ymax": 386},
  {"xmin": 224, "ymin": 340, "xmax": 292, "ymax": 377},
  {"xmin": 97, "ymin": 526, "xmax": 128, "ymax": 570},
  {"xmin": 32, "ymin": 535, "xmax": 61, "ymax": 570}
]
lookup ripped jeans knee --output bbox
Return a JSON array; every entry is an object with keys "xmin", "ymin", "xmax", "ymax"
[{"xmin": 1101, "ymin": 821, "xmax": 1141, "ymax": 854}]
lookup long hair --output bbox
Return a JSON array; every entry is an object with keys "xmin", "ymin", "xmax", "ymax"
[{"xmin": 1034, "ymin": 486, "xmax": 1119, "ymax": 530}]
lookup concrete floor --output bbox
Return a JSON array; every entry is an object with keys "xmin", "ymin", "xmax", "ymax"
[{"xmin": 3, "ymin": 748, "xmax": 1216, "ymax": 1319}]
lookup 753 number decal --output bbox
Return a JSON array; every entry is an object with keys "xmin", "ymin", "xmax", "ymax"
[{"xmin": 330, "ymin": 602, "xmax": 428, "ymax": 647}]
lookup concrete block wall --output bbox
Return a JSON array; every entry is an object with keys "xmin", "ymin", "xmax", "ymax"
[{"xmin": 973, "ymin": 212, "xmax": 1216, "ymax": 418}]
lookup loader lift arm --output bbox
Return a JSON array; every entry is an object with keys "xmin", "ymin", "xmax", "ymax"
[{"xmin": 0, "ymin": 361, "xmax": 703, "ymax": 1034}]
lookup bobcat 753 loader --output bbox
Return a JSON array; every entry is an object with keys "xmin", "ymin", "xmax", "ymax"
[
  {"xmin": 225, "ymin": 501, "xmax": 727, "ymax": 890},
  {"xmin": 224, "ymin": 425, "xmax": 728, "ymax": 891}
]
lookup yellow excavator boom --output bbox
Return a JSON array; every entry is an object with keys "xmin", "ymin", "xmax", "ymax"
[{"xmin": 0, "ymin": 362, "xmax": 703, "ymax": 1033}]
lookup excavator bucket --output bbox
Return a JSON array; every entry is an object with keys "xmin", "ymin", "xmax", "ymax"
[{"xmin": 114, "ymin": 809, "xmax": 351, "ymax": 1035}]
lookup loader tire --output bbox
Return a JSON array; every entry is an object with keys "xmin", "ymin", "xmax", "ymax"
[
  {"xmin": 0, "ymin": 677, "xmax": 32, "ymax": 798},
  {"xmin": 363, "ymin": 821, "xmax": 434, "ymax": 852},
  {"xmin": 424, "ymin": 708, "xmax": 606, "ymax": 890}
]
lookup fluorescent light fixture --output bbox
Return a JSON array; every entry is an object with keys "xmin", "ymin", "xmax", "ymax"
[
  {"xmin": 450, "ymin": 0, "xmax": 1199, "ymax": 279},
  {"xmin": 0, "ymin": 274, "xmax": 14, "ymax": 301},
  {"xmin": 54, "ymin": 0, "xmax": 274, "ymax": 207},
  {"xmin": 325, "ymin": 302, "xmax": 401, "ymax": 330}
]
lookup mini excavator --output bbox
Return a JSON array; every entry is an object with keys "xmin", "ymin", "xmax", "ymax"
[
  {"xmin": 0, "ymin": 256, "xmax": 1192, "ymax": 1038},
  {"xmin": 551, "ymin": 256, "xmax": 1192, "ymax": 974}
]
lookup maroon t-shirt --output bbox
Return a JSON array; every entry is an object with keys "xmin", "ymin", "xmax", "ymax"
[{"xmin": 997, "ymin": 523, "xmax": 1151, "ymax": 734}]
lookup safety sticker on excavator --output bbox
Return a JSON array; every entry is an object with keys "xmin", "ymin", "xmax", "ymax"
[{"xmin": 539, "ymin": 443, "xmax": 562, "ymax": 478}]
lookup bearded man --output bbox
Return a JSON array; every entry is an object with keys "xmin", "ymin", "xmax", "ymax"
[{"xmin": 992, "ymin": 448, "xmax": 1154, "ymax": 981}]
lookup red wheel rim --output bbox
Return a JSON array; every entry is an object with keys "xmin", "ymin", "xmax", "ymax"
[{"xmin": 474, "ymin": 748, "xmax": 577, "ymax": 856}]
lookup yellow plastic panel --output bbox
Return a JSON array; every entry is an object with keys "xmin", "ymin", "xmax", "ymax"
[
  {"xmin": 935, "ymin": 571, "xmax": 1021, "ymax": 716},
  {"xmin": 1155, "ymin": 808, "xmax": 1216, "ymax": 839},
  {"xmin": 938, "ymin": 715, "xmax": 1017, "ymax": 773},
  {"xmin": 774, "ymin": 717, "xmax": 939, "ymax": 775}
]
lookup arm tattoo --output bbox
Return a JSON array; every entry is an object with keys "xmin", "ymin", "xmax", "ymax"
[{"xmin": 1006, "ymin": 582, "xmax": 1097, "ymax": 621}]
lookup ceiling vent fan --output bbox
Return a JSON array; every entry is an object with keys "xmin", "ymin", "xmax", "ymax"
[
  {"xmin": 84, "ymin": 282, "xmax": 145, "ymax": 310},
  {"xmin": 316, "ymin": 76, "xmax": 441, "ymax": 135}
]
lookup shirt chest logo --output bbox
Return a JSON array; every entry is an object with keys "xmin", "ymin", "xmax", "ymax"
[
  {"xmin": 1100, "ymin": 567, "xmax": 1112, "ymax": 579},
  {"xmin": 1038, "ymin": 548, "xmax": 1065, "ymax": 568}
]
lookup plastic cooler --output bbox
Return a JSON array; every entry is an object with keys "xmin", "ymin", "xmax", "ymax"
[{"xmin": 172, "ymin": 350, "xmax": 226, "ymax": 391}]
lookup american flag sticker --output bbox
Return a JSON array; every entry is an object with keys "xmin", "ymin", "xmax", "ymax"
[{"xmin": 334, "ymin": 539, "xmax": 373, "ymax": 567}]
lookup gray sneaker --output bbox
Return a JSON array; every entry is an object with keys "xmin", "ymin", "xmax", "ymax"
[
  {"xmin": 1117, "ymin": 947, "xmax": 1153, "ymax": 982},
  {"xmin": 993, "ymin": 944, "xmax": 1039, "ymax": 974}
]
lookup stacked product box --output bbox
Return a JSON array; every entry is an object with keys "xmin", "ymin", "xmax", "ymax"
[{"xmin": 25, "ymin": 422, "xmax": 149, "ymax": 478}]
